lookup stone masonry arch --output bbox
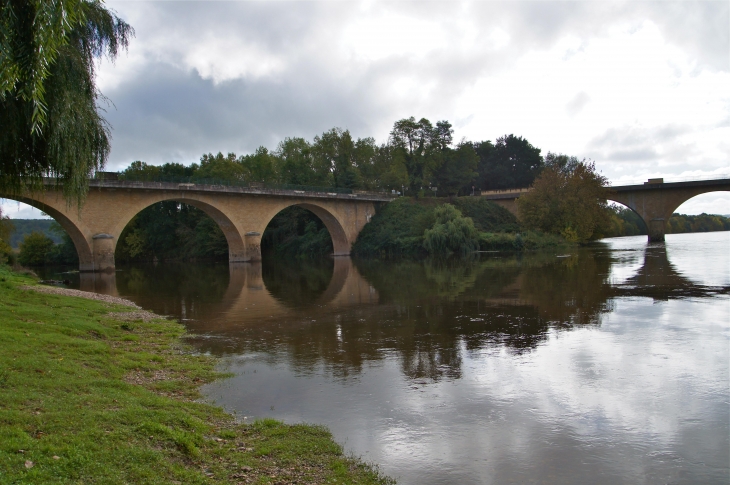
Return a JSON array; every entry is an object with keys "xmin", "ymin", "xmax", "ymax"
[
  {"xmin": 604, "ymin": 199, "xmax": 648, "ymax": 233},
  {"xmin": 608, "ymin": 182, "xmax": 730, "ymax": 241},
  {"xmin": 0, "ymin": 194, "xmax": 95, "ymax": 270},
  {"xmin": 483, "ymin": 178, "xmax": 730, "ymax": 243},
  {"xmin": 111, "ymin": 197, "xmax": 247, "ymax": 266},
  {"xmin": 258, "ymin": 202, "xmax": 351, "ymax": 257}
]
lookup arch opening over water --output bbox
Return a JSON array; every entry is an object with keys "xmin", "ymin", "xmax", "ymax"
[
  {"xmin": 260, "ymin": 205, "xmax": 337, "ymax": 261},
  {"xmin": 115, "ymin": 199, "xmax": 235, "ymax": 263},
  {"xmin": 0, "ymin": 197, "xmax": 90, "ymax": 268}
]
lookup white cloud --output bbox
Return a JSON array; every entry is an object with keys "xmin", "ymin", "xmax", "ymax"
[{"xmin": 81, "ymin": 0, "xmax": 730, "ymax": 218}]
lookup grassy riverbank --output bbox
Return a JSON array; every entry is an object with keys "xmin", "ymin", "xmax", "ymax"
[{"xmin": 0, "ymin": 265, "xmax": 392, "ymax": 484}]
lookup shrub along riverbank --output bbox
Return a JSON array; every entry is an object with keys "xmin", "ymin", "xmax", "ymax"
[
  {"xmin": 0, "ymin": 265, "xmax": 392, "ymax": 484},
  {"xmin": 352, "ymin": 197, "xmax": 567, "ymax": 257}
]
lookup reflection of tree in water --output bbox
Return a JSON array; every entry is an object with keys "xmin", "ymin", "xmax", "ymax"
[
  {"xmin": 261, "ymin": 257, "xmax": 334, "ymax": 308},
  {"xmin": 125, "ymin": 244, "xmax": 727, "ymax": 385},
  {"xmin": 519, "ymin": 248, "xmax": 613, "ymax": 326},
  {"xmin": 115, "ymin": 263, "xmax": 229, "ymax": 319},
  {"xmin": 190, "ymin": 254, "xmax": 615, "ymax": 383}
]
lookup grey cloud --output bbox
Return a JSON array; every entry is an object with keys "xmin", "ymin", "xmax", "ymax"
[
  {"xmin": 584, "ymin": 124, "xmax": 699, "ymax": 167},
  {"xmin": 468, "ymin": 1, "xmax": 728, "ymax": 71},
  {"xmin": 638, "ymin": 1, "xmax": 729, "ymax": 72},
  {"xmin": 602, "ymin": 148, "xmax": 659, "ymax": 162},
  {"xmin": 100, "ymin": 0, "xmax": 728, "ymax": 171},
  {"xmin": 103, "ymin": 60, "xmax": 390, "ymax": 168},
  {"xmin": 590, "ymin": 123, "xmax": 690, "ymax": 148}
]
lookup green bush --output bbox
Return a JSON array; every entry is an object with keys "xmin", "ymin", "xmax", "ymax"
[
  {"xmin": 0, "ymin": 239, "xmax": 13, "ymax": 264},
  {"xmin": 352, "ymin": 198, "xmax": 434, "ymax": 257},
  {"xmin": 353, "ymin": 197, "xmax": 518, "ymax": 257},
  {"xmin": 423, "ymin": 204, "xmax": 479, "ymax": 256},
  {"xmin": 18, "ymin": 231, "xmax": 54, "ymax": 266}
]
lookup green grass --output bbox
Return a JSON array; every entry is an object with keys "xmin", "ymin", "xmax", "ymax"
[{"xmin": 0, "ymin": 265, "xmax": 393, "ymax": 484}]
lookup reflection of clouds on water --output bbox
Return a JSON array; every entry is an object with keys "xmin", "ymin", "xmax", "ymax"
[
  {"xmin": 62, "ymin": 232, "xmax": 728, "ymax": 484},
  {"xmin": 206, "ymin": 294, "xmax": 729, "ymax": 484},
  {"xmin": 665, "ymin": 232, "xmax": 730, "ymax": 287},
  {"xmin": 602, "ymin": 235, "xmax": 646, "ymax": 285}
]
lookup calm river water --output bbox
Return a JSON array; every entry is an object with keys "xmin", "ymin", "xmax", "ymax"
[{"xmin": 43, "ymin": 232, "xmax": 730, "ymax": 484}]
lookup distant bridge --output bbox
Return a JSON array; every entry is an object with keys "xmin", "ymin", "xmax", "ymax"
[
  {"xmin": 481, "ymin": 178, "xmax": 730, "ymax": 242},
  {"xmin": 1, "ymin": 179, "xmax": 395, "ymax": 272}
]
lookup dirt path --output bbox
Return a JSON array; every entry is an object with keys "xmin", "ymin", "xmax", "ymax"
[{"xmin": 22, "ymin": 285, "xmax": 161, "ymax": 321}]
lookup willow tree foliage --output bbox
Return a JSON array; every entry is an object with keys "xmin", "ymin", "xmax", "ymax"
[
  {"xmin": 0, "ymin": 0, "xmax": 132, "ymax": 201},
  {"xmin": 423, "ymin": 204, "xmax": 480, "ymax": 256}
]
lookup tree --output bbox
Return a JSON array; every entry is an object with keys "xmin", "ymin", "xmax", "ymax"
[
  {"xmin": 46, "ymin": 221, "xmax": 79, "ymax": 264},
  {"xmin": 276, "ymin": 137, "xmax": 331, "ymax": 187},
  {"xmin": 240, "ymin": 147, "xmax": 278, "ymax": 184},
  {"xmin": 389, "ymin": 117, "xmax": 451, "ymax": 193},
  {"xmin": 473, "ymin": 135, "xmax": 543, "ymax": 190},
  {"xmin": 517, "ymin": 157, "xmax": 610, "ymax": 243},
  {"xmin": 0, "ymin": 0, "xmax": 133, "ymax": 202},
  {"xmin": 195, "ymin": 152, "xmax": 245, "ymax": 182},
  {"xmin": 18, "ymin": 231, "xmax": 54, "ymax": 265},
  {"xmin": 433, "ymin": 142, "xmax": 478, "ymax": 196},
  {"xmin": 0, "ymin": 207, "xmax": 14, "ymax": 262},
  {"xmin": 423, "ymin": 204, "xmax": 479, "ymax": 256},
  {"xmin": 311, "ymin": 128, "xmax": 362, "ymax": 189}
]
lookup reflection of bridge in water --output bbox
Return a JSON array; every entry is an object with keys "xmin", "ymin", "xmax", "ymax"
[
  {"xmin": 610, "ymin": 245, "xmax": 729, "ymax": 300},
  {"xmin": 79, "ymin": 257, "xmax": 380, "ymax": 327},
  {"xmin": 77, "ymin": 243, "xmax": 727, "ymax": 331},
  {"xmin": 70, "ymin": 241, "xmax": 728, "ymax": 380}
]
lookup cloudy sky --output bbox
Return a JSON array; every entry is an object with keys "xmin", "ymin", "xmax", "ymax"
[{"xmin": 3, "ymin": 0, "xmax": 729, "ymax": 218}]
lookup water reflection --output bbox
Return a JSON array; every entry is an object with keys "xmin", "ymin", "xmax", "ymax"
[
  {"xmin": 41, "ymin": 240, "xmax": 729, "ymax": 379},
  {"xmin": 34, "ymin": 233, "xmax": 730, "ymax": 484}
]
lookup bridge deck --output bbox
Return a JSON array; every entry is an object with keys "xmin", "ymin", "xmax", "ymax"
[
  {"xmin": 78, "ymin": 179, "xmax": 398, "ymax": 202},
  {"xmin": 610, "ymin": 178, "xmax": 730, "ymax": 192}
]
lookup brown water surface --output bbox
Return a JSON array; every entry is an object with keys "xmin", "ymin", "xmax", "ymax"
[{"xmin": 41, "ymin": 232, "xmax": 730, "ymax": 484}]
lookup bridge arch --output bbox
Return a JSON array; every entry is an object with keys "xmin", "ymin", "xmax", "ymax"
[
  {"xmin": 608, "ymin": 183, "xmax": 730, "ymax": 241},
  {"xmin": 111, "ymin": 196, "xmax": 247, "ymax": 264},
  {"xmin": 258, "ymin": 201, "xmax": 351, "ymax": 257},
  {"xmin": 0, "ymin": 195, "xmax": 95, "ymax": 270}
]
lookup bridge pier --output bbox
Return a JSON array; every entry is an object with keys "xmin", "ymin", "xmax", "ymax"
[
  {"xmin": 91, "ymin": 234, "xmax": 117, "ymax": 272},
  {"xmin": 647, "ymin": 219, "xmax": 666, "ymax": 243},
  {"xmin": 243, "ymin": 232, "xmax": 262, "ymax": 262}
]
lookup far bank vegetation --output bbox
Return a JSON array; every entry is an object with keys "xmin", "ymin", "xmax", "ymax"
[{"xmin": 3, "ymin": 118, "xmax": 728, "ymax": 265}]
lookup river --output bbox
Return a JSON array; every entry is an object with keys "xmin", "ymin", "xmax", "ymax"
[{"xmin": 38, "ymin": 231, "xmax": 730, "ymax": 484}]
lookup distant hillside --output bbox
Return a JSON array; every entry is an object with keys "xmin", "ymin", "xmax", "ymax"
[{"xmin": 7, "ymin": 219, "xmax": 62, "ymax": 248}]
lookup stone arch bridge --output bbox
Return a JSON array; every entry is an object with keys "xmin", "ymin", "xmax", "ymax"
[
  {"xmin": 482, "ymin": 178, "xmax": 730, "ymax": 242},
  {"xmin": 2, "ymin": 180, "xmax": 395, "ymax": 272}
]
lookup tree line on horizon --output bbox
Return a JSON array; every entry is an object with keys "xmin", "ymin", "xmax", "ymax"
[
  {"xmin": 118, "ymin": 117, "xmax": 544, "ymax": 197},
  {"xmin": 2, "ymin": 115, "xmax": 728, "ymax": 265}
]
